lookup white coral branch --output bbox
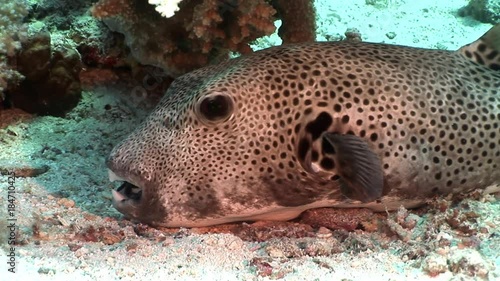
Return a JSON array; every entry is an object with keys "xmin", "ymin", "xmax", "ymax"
[{"xmin": 148, "ymin": 0, "xmax": 183, "ymax": 18}]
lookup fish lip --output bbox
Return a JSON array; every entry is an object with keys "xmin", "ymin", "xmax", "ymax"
[{"xmin": 108, "ymin": 169, "xmax": 144, "ymax": 216}]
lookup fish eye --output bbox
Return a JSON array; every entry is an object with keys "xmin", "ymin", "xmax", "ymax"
[{"xmin": 196, "ymin": 92, "xmax": 234, "ymax": 123}]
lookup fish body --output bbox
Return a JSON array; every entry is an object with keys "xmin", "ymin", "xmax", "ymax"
[{"xmin": 107, "ymin": 25, "xmax": 500, "ymax": 227}]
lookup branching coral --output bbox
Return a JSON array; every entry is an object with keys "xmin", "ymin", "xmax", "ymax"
[
  {"xmin": 187, "ymin": 0, "xmax": 276, "ymax": 54},
  {"xmin": 91, "ymin": 0, "xmax": 276, "ymax": 76}
]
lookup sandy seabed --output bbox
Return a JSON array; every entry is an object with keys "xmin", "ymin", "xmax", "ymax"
[{"xmin": 1, "ymin": 0, "xmax": 499, "ymax": 280}]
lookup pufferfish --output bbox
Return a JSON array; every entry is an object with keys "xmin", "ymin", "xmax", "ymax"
[{"xmin": 106, "ymin": 24, "xmax": 500, "ymax": 227}]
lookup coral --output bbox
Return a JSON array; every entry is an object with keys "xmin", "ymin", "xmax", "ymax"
[
  {"xmin": 345, "ymin": 28, "xmax": 363, "ymax": 42},
  {"xmin": 149, "ymin": 0, "xmax": 184, "ymax": 18},
  {"xmin": 459, "ymin": 0, "xmax": 500, "ymax": 24},
  {"xmin": 423, "ymin": 249, "xmax": 492, "ymax": 278},
  {"xmin": 386, "ymin": 206, "xmax": 418, "ymax": 242},
  {"xmin": 272, "ymin": 0, "xmax": 316, "ymax": 44},
  {"xmin": 0, "ymin": 0, "xmax": 29, "ymax": 99},
  {"xmin": 28, "ymin": 0, "xmax": 118, "ymax": 74},
  {"xmin": 91, "ymin": 0, "xmax": 276, "ymax": 76},
  {"xmin": 29, "ymin": 0, "xmax": 96, "ymax": 32},
  {"xmin": 299, "ymin": 208, "xmax": 375, "ymax": 231},
  {"xmin": 448, "ymin": 249, "xmax": 491, "ymax": 278},
  {"xmin": 233, "ymin": 221, "xmax": 314, "ymax": 241},
  {"xmin": 188, "ymin": 0, "xmax": 276, "ymax": 54},
  {"xmin": 0, "ymin": 0, "xmax": 124, "ymax": 113},
  {"xmin": 29, "ymin": 0, "xmax": 112, "ymax": 61},
  {"xmin": 422, "ymin": 253, "xmax": 448, "ymax": 276},
  {"xmin": 8, "ymin": 32, "xmax": 83, "ymax": 116},
  {"xmin": 75, "ymin": 225, "xmax": 125, "ymax": 245}
]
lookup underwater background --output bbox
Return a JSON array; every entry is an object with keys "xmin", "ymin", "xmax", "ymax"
[{"xmin": 0, "ymin": 0, "xmax": 499, "ymax": 280}]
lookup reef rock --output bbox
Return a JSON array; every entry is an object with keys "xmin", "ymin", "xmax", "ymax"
[
  {"xmin": 91, "ymin": 0, "xmax": 276, "ymax": 76},
  {"xmin": 459, "ymin": 0, "xmax": 500, "ymax": 24},
  {"xmin": 9, "ymin": 32, "xmax": 82, "ymax": 116}
]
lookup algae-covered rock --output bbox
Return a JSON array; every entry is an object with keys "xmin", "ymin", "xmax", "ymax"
[{"xmin": 9, "ymin": 32, "xmax": 82, "ymax": 116}]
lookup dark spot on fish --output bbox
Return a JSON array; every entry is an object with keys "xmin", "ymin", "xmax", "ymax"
[
  {"xmin": 298, "ymin": 138, "xmax": 310, "ymax": 162},
  {"xmin": 306, "ymin": 112, "xmax": 333, "ymax": 140}
]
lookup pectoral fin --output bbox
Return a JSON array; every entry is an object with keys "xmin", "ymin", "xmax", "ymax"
[{"xmin": 323, "ymin": 133, "xmax": 384, "ymax": 202}]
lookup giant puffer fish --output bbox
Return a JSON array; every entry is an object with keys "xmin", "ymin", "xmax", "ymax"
[{"xmin": 107, "ymin": 24, "xmax": 500, "ymax": 227}]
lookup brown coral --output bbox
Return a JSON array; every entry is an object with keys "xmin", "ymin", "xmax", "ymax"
[
  {"xmin": 91, "ymin": 0, "xmax": 277, "ymax": 76},
  {"xmin": 272, "ymin": 0, "xmax": 316, "ymax": 44},
  {"xmin": 187, "ymin": 0, "xmax": 276, "ymax": 54},
  {"xmin": 299, "ymin": 208, "xmax": 376, "ymax": 231},
  {"xmin": 91, "ymin": 0, "xmax": 136, "ymax": 19}
]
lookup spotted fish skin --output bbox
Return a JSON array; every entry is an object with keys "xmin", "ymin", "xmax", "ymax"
[{"xmin": 107, "ymin": 25, "xmax": 500, "ymax": 227}]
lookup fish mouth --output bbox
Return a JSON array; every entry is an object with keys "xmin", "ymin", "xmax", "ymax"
[
  {"xmin": 114, "ymin": 182, "xmax": 142, "ymax": 200},
  {"xmin": 108, "ymin": 169, "xmax": 143, "ymax": 215}
]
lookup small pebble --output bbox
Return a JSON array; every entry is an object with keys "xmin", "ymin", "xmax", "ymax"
[
  {"xmin": 316, "ymin": 227, "xmax": 332, "ymax": 239},
  {"xmin": 266, "ymin": 246, "xmax": 285, "ymax": 258},
  {"xmin": 74, "ymin": 247, "xmax": 89, "ymax": 258},
  {"xmin": 117, "ymin": 266, "xmax": 136, "ymax": 277},
  {"xmin": 38, "ymin": 267, "xmax": 56, "ymax": 275},
  {"xmin": 423, "ymin": 253, "xmax": 448, "ymax": 276},
  {"xmin": 204, "ymin": 236, "xmax": 217, "ymax": 246},
  {"xmin": 386, "ymin": 32, "xmax": 397, "ymax": 39},
  {"xmin": 226, "ymin": 237, "xmax": 244, "ymax": 251},
  {"xmin": 58, "ymin": 198, "xmax": 75, "ymax": 208}
]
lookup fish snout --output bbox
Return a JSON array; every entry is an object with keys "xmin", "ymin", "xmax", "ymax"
[{"xmin": 106, "ymin": 139, "xmax": 159, "ymax": 221}]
